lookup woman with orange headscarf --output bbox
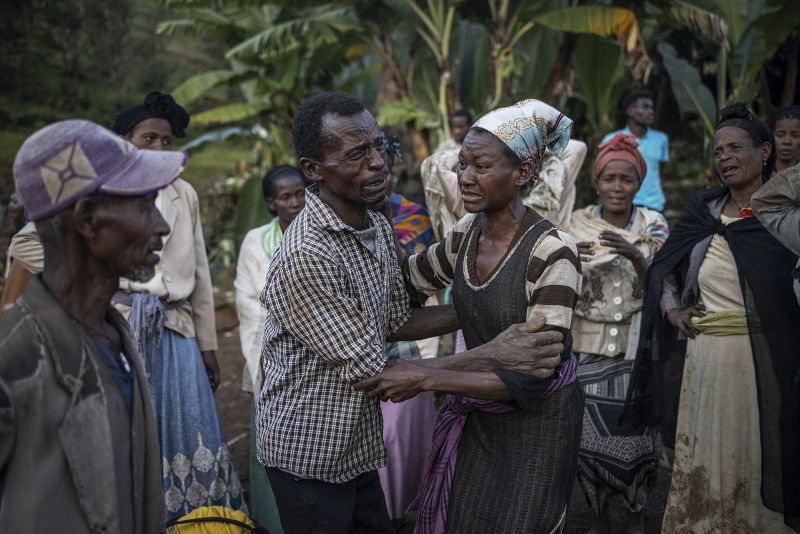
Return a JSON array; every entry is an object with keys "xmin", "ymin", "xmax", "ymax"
[{"xmin": 566, "ymin": 133, "xmax": 669, "ymax": 533}]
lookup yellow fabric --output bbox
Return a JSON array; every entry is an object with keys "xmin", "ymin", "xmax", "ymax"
[
  {"xmin": 690, "ymin": 311, "xmax": 748, "ymax": 335},
  {"xmin": 171, "ymin": 506, "xmax": 255, "ymax": 534}
]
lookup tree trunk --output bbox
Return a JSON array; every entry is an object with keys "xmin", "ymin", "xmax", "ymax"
[{"xmin": 541, "ymin": 34, "xmax": 577, "ymax": 106}]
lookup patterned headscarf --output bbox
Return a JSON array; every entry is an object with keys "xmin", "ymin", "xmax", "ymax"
[
  {"xmin": 594, "ymin": 133, "xmax": 647, "ymax": 181},
  {"xmin": 472, "ymin": 99, "xmax": 573, "ymax": 166}
]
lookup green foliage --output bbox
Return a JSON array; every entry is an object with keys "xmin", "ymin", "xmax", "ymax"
[
  {"xmin": 657, "ymin": 42, "xmax": 717, "ymax": 136},
  {"xmin": 233, "ymin": 174, "xmax": 272, "ymax": 253},
  {"xmin": 377, "ymin": 98, "xmax": 440, "ymax": 130},
  {"xmin": 572, "ymin": 35, "xmax": 624, "ymax": 132}
]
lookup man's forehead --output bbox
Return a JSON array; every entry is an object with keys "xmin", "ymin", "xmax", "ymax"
[{"xmin": 321, "ymin": 111, "xmax": 382, "ymax": 146}]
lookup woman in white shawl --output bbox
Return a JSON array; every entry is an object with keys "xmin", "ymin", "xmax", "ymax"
[{"xmin": 566, "ymin": 133, "xmax": 669, "ymax": 534}]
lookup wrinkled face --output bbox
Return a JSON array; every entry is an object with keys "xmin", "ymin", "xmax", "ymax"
[
  {"xmin": 306, "ymin": 109, "xmax": 389, "ymax": 208},
  {"xmin": 596, "ymin": 160, "xmax": 641, "ymax": 215},
  {"xmin": 774, "ymin": 117, "xmax": 800, "ymax": 165},
  {"xmin": 457, "ymin": 129, "xmax": 529, "ymax": 213},
  {"xmin": 627, "ymin": 97, "xmax": 655, "ymax": 126},
  {"xmin": 126, "ymin": 118, "xmax": 173, "ymax": 151},
  {"xmin": 267, "ymin": 174, "xmax": 307, "ymax": 228},
  {"xmin": 713, "ymin": 126, "xmax": 770, "ymax": 189},
  {"xmin": 86, "ymin": 195, "xmax": 170, "ymax": 282},
  {"xmin": 450, "ymin": 116, "xmax": 470, "ymax": 144}
]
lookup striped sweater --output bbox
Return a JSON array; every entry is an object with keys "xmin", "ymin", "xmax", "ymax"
[{"xmin": 406, "ymin": 209, "xmax": 582, "ymax": 345}]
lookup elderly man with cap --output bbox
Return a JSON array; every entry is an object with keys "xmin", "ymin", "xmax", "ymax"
[
  {"xmin": 0, "ymin": 120, "xmax": 181, "ymax": 532},
  {"xmin": 1, "ymin": 92, "xmax": 246, "ymax": 520}
]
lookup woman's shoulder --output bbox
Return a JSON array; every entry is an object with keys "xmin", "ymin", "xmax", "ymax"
[
  {"xmin": 635, "ymin": 206, "xmax": 668, "ymax": 225},
  {"xmin": 450, "ymin": 212, "xmax": 481, "ymax": 233},
  {"xmin": 532, "ymin": 224, "xmax": 579, "ymax": 260}
]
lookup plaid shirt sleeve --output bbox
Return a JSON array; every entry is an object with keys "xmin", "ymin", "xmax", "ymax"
[{"xmin": 275, "ymin": 250, "xmax": 387, "ymax": 384}]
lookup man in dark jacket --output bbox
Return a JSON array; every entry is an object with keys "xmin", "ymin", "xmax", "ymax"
[{"xmin": 0, "ymin": 119, "xmax": 184, "ymax": 533}]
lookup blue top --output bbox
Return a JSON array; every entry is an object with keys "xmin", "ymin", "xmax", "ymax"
[
  {"xmin": 602, "ymin": 126, "xmax": 669, "ymax": 211},
  {"xmin": 94, "ymin": 340, "xmax": 134, "ymax": 412}
]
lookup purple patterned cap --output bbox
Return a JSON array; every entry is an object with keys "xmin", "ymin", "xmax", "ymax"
[{"xmin": 13, "ymin": 119, "xmax": 186, "ymax": 221}]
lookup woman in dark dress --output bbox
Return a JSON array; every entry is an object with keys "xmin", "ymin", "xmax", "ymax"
[{"xmin": 356, "ymin": 99, "xmax": 584, "ymax": 533}]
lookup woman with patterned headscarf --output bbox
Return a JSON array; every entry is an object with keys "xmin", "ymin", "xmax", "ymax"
[
  {"xmin": 625, "ymin": 103, "xmax": 800, "ymax": 532},
  {"xmin": 355, "ymin": 99, "xmax": 584, "ymax": 533},
  {"xmin": 566, "ymin": 133, "xmax": 669, "ymax": 533}
]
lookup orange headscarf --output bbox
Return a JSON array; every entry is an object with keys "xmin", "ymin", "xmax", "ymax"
[{"xmin": 594, "ymin": 133, "xmax": 647, "ymax": 181}]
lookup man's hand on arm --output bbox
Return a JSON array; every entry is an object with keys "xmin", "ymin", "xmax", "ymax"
[
  {"xmin": 353, "ymin": 361, "xmax": 511, "ymax": 402},
  {"xmin": 414, "ymin": 315, "xmax": 564, "ymax": 378},
  {"xmin": 354, "ymin": 314, "xmax": 565, "ymax": 402}
]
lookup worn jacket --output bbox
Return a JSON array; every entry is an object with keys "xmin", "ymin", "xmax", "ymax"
[
  {"xmin": 0, "ymin": 276, "xmax": 164, "ymax": 533},
  {"xmin": 752, "ymin": 164, "xmax": 800, "ymax": 305},
  {"xmin": 8, "ymin": 179, "xmax": 217, "ymax": 350}
]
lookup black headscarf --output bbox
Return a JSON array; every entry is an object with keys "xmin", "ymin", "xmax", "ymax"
[
  {"xmin": 716, "ymin": 102, "xmax": 776, "ymax": 180},
  {"xmin": 112, "ymin": 91, "xmax": 190, "ymax": 138},
  {"xmin": 623, "ymin": 186, "xmax": 800, "ymax": 528}
]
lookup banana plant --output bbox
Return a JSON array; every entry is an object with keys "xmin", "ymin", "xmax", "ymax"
[
  {"xmin": 664, "ymin": 0, "xmax": 800, "ymax": 117},
  {"xmin": 159, "ymin": 3, "xmax": 362, "ymax": 129},
  {"xmin": 534, "ymin": 5, "xmax": 653, "ymax": 82}
]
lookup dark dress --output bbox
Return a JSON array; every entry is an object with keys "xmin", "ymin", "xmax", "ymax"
[{"xmin": 444, "ymin": 213, "xmax": 584, "ymax": 533}]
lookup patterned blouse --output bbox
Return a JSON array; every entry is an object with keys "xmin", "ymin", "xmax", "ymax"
[{"xmin": 566, "ymin": 205, "xmax": 669, "ymax": 357}]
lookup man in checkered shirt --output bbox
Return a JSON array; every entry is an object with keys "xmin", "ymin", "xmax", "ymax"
[{"xmin": 257, "ymin": 92, "xmax": 566, "ymax": 532}]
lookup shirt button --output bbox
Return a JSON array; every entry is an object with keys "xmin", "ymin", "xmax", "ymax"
[
  {"xmin": 613, "ymin": 296, "xmax": 622, "ymax": 305},
  {"xmin": 610, "ymin": 327, "xmax": 619, "ymax": 336},
  {"xmin": 613, "ymin": 280, "xmax": 622, "ymax": 288},
  {"xmin": 612, "ymin": 259, "xmax": 621, "ymax": 266},
  {"xmin": 607, "ymin": 344, "xmax": 616, "ymax": 353},
  {"xmin": 165, "ymin": 275, "xmax": 173, "ymax": 283},
  {"xmin": 613, "ymin": 312, "xmax": 623, "ymax": 321}
]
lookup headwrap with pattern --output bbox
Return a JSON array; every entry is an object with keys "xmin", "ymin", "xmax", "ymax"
[{"xmin": 472, "ymin": 98, "xmax": 573, "ymax": 167}]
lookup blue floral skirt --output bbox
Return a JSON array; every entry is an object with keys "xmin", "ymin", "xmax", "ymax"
[{"xmin": 150, "ymin": 330, "xmax": 247, "ymax": 521}]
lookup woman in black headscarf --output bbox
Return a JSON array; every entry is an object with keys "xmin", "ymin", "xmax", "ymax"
[{"xmin": 626, "ymin": 103, "xmax": 800, "ymax": 532}]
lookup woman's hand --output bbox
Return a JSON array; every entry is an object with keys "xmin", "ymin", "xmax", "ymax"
[
  {"xmin": 599, "ymin": 230, "xmax": 648, "ymax": 281},
  {"xmin": 666, "ymin": 304, "xmax": 707, "ymax": 339},
  {"xmin": 352, "ymin": 360, "xmax": 428, "ymax": 402},
  {"xmin": 576, "ymin": 241, "xmax": 595, "ymax": 262},
  {"xmin": 201, "ymin": 350, "xmax": 221, "ymax": 392},
  {"xmin": 598, "ymin": 230, "xmax": 642, "ymax": 263}
]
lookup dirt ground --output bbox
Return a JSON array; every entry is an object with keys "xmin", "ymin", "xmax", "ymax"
[{"xmin": 212, "ymin": 304, "xmax": 669, "ymax": 533}]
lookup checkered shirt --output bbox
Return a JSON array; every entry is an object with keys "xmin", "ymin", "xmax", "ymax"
[{"xmin": 256, "ymin": 185, "xmax": 411, "ymax": 483}]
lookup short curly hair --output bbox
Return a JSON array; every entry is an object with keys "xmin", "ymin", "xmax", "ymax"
[{"xmin": 292, "ymin": 92, "xmax": 366, "ymax": 162}]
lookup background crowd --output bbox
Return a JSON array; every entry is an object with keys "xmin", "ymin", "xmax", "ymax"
[{"xmin": 1, "ymin": 2, "xmax": 800, "ymax": 534}]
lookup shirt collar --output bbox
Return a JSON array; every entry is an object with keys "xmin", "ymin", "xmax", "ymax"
[
  {"xmin": 304, "ymin": 183, "xmax": 381, "ymax": 233},
  {"xmin": 622, "ymin": 125, "xmax": 649, "ymax": 139}
]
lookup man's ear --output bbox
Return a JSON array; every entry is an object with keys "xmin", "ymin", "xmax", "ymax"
[
  {"xmin": 299, "ymin": 157, "xmax": 322, "ymax": 184},
  {"xmin": 72, "ymin": 197, "xmax": 100, "ymax": 240}
]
